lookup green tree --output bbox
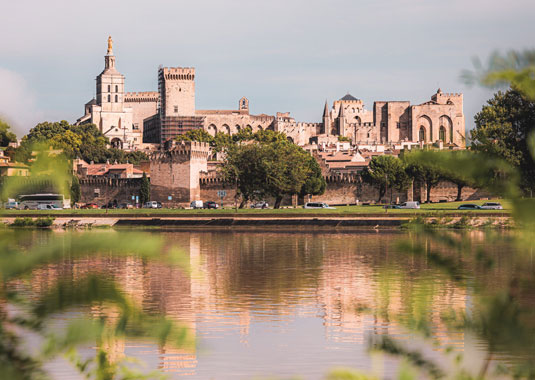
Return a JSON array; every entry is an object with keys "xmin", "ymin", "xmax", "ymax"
[
  {"xmin": 70, "ymin": 175, "xmax": 81, "ymax": 204},
  {"xmin": 470, "ymin": 90, "xmax": 535, "ymax": 194},
  {"xmin": 175, "ymin": 128, "xmax": 214, "ymax": 143},
  {"xmin": 361, "ymin": 155, "xmax": 410, "ymax": 203},
  {"xmin": 139, "ymin": 171, "xmax": 150, "ymax": 204},
  {"xmin": 0, "ymin": 119, "xmax": 17, "ymax": 147},
  {"xmin": 404, "ymin": 159, "xmax": 443, "ymax": 204},
  {"xmin": 221, "ymin": 136, "xmax": 324, "ymax": 208},
  {"xmin": 300, "ymin": 155, "xmax": 327, "ymax": 198}
]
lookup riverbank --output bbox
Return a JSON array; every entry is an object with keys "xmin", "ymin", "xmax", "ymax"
[{"xmin": 1, "ymin": 213, "xmax": 512, "ymax": 229}]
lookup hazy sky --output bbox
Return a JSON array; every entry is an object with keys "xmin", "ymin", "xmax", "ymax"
[{"xmin": 1, "ymin": 0, "xmax": 534, "ymax": 136}]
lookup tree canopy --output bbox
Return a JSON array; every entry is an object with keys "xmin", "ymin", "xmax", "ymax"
[
  {"xmin": 15, "ymin": 121, "xmax": 148, "ymax": 164},
  {"xmin": 0, "ymin": 119, "xmax": 17, "ymax": 147},
  {"xmin": 470, "ymin": 89, "xmax": 535, "ymax": 193},
  {"xmin": 361, "ymin": 155, "xmax": 410, "ymax": 202},
  {"xmin": 220, "ymin": 131, "xmax": 325, "ymax": 208}
]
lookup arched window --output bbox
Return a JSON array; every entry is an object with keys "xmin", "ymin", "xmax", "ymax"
[
  {"xmin": 115, "ymin": 85, "xmax": 118, "ymax": 92},
  {"xmin": 115, "ymin": 95, "xmax": 118, "ymax": 102},
  {"xmin": 419, "ymin": 126, "xmax": 426, "ymax": 142},
  {"xmin": 439, "ymin": 126, "xmax": 446, "ymax": 142},
  {"xmin": 108, "ymin": 94, "xmax": 111, "ymax": 102}
]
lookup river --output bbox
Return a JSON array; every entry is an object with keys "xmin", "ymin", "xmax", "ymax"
[{"xmin": 11, "ymin": 229, "xmax": 533, "ymax": 379}]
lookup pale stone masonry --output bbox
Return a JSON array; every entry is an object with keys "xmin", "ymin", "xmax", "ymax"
[
  {"xmin": 150, "ymin": 141, "xmax": 211, "ymax": 203},
  {"xmin": 76, "ymin": 37, "xmax": 466, "ymax": 151}
]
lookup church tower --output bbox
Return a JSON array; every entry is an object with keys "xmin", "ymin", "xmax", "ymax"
[
  {"xmin": 323, "ymin": 101, "xmax": 331, "ymax": 136},
  {"xmin": 338, "ymin": 103, "xmax": 346, "ymax": 137},
  {"xmin": 96, "ymin": 36, "xmax": 125, "ymax": 114}
]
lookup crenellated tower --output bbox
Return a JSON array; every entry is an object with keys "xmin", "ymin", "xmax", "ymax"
[
  {"xmin": 158, "ymin": 67, "xmax": 196, "ymax": 117},
  {"xmin": 149, "ymin": 141, "xmax": 210, "ymax": 204}
]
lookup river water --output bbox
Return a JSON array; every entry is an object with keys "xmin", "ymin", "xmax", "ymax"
[{"xmin": 14, "ymin": 229, "xmax": 533, "ymax": 379}]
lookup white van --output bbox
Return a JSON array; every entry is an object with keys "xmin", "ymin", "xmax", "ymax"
[
  {"xmin": 190, "ymin": 200, "xmax": 203, "ymax": 209},
  {"xmin": 396, "ymin": 201, "xmax": 420, "ymax": 209},
  {"xmin": 37, "ymin": 204, "xmax": 63, "ymax": 210},
  {"xmin": 304, "ymin": 202, "xmax": 336, "ymax": 209}
]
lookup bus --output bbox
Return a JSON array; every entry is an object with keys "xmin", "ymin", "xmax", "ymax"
[{"xmin": 18, "ymin": 194, "xmax": 70, "ymax": 210}]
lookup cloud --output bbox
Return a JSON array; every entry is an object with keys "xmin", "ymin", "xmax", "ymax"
[{"xmin": 0, "ymin": 67, "xmax": 46, "ymax": 137}]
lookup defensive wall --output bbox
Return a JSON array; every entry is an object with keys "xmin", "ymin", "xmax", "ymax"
[{"xmin": 80, "ymin": 178, "xmax": 143, "ymax": 205}]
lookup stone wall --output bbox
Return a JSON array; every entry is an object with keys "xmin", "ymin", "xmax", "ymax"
[
  {"xmin": 80, "ymin": 178, "xmax": 143, "ymax": 205},
  {"xmin": 77, "ymin": 176, "xmax": 494, "ymax": 208}
]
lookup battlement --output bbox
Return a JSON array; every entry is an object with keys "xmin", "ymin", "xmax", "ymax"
[
  {"xmin": 79, "ymin": 177, "xmax": 142, "ymax": 187},
  {"xmin": 159, "ymin": 67, "xmax": 195, "ymax": 81},
  {"xmin": 124, "ymin": 92, "xmax": 159, "ymax": 102},
  {"xmin": 151, "ymin": 140, "xmax": 210, "ymax": 161}
]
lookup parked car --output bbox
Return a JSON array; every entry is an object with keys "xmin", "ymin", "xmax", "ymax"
[
  {"xmin": 394, "ymin": 201, "xmax": 420, "ymax": 209},
  {"xmin": 190, "ymin": 200, "xmax": 203, "ymax": 209},
  {"xmin": 37, "ymin": 204, "xmax": 63, "ymax": 210},
  {"xmin": 458, "ymin": 204, "xmax": 481, "ymax": 210},
  {"xmin": 480, "ymin": 202, "xmax": 503, "ymax": 210},
  {"xmin": 81, "ymin": 203, "xmax": 99, "ymax": 209},
  {"xmin": 144, "ymin": 201, "xmax": 161, "ymax": 209},
  {"xmin": 118, "ymin": 203, "xmax": 134, "ymax": 209},
  {"xmin": 203, "ymin": 201, "xmax": 219, "ymax": 209},
  {"xmin": 250, "ymin": 201, "xmax": 268, "ymax": 209},
  {"xmin": 304, "ymin": 202, "xmax": 336, "ymax": 209},
  {"xmin": 4, "ymin": 200, "xmax": 19, "ymax": 210}
]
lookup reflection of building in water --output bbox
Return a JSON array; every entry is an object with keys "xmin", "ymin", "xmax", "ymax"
[
  {"xmin": 316, "ymin": 235, "xmax": 467, "ymax": 350},
  {"xmin": 28, "ymin": 231, "xmax": 470, "ymax": 375}
]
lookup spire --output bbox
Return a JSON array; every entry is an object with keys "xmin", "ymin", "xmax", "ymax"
[
  {"xmin": 107, "ymin": 36, "xmax": 113, "ymax": 55},
  {"xmin": 103, "ymin": 36, "xmax": 117, "ymax": 72},
  {"xmin": 323, "ymin": 101, "xmax": 329, "ymax": 118}
]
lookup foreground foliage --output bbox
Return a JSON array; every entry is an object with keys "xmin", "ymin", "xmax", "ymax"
[{"xmin": 0, "ymin": 232, "xmax": 192, "ymax": 379}]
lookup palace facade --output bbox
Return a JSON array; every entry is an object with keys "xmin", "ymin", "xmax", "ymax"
[{"xmin": 76, "ymin": 38, "xmax": 466, "ymax": 150}]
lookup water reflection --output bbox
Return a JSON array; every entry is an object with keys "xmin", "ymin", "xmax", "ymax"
[{"xmin": 25, "ymin": 230, "xmax": 507, "ymax": 379}]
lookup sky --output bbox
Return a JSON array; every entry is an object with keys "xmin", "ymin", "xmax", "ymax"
[{"xmin": 1, "ymin": 0, "xmax": 534, "ymax": 137}]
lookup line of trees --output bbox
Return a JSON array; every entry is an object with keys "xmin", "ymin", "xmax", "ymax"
[{"xmin": 361, "ymin": 151, "xmax": 475, "ymax": 203}]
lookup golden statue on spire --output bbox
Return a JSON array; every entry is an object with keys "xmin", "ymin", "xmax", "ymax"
[{"xmin": 107, "ymin": 36, "xmax": 113, "ymax": 55}]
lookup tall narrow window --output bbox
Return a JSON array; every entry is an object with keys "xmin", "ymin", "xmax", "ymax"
[
  {"xmin": 115, "ymin": 85, "xmax": 118, "ymax": 92},
  {"xmin": 419, "ymin": 126, "xmax": 426, "ymax": 142},
  {"xmin": 439, "ymin": 126, "xmax": 446, "ymax": 142},
  {"xmin": 115, "ymin": 95, "xmax": 118, "ymax": 102},
  {"xmin": 174, "ymin": 105, "xmax": 178, "ymax": 113},
  {"xmin": 450, "ymin": 125, "xmax": 454, "ymax": 143},
  {"xmin": 108, "ymin": 94, "xmax": 111, "ymax": 102},
  {"xmin": 108, "ymin": 85, "xmax": 110, "ymax": 92}
]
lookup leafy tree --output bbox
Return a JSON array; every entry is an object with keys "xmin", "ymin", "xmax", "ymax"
[
  {"xmin": 221, "ymin": 136, "xmax": 323, "ymax": 208},
  {"xmin": 220, "ymin": 143, "xmax": 270, "ymax": 207},
  {"xmin": 470, "ymin": 89, "xmax": 535, "ymax": 193},
  {"xmin": 139, "ymin": 171, "xmax": 150, "ymax": 204},
  {"xmin": 175, "ymin": 128, "xmax": 214, "ymax": 143},
  {"xmin": 0, "ymin": 119, "xmax": 17, "ymax": 147},
  {"xmin": 404, "ymin": 159, "xmax": 443, "ymax": 204},
  {"xmin": 337, "ymin": 135, "xmax": 351, "ymax": 142},
  {"xmin": 361, "ymin": 155, "xmax": 410, "ymax": 203},
  {"xmin": 70, "ymin": 175, "xmax": 81, "ymax": 204},
  {"xmin": 300, "ymin": 155, "xmax": 327, "ymax": 198}
]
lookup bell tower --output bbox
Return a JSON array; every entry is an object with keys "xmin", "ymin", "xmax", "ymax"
[{"xmin": 96, "ymin": 36, "xmax": 125, "ymax": 114}]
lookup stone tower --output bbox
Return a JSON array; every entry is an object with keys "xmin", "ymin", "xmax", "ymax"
[
  {"xmin": 158, "ymin": 67, "xmax": 196, "ymax": 117},
  {"xmin": 96, "ymin": 36, "xmax": 125, "ymax": 113},
  {"xmin": 149, "ymin": 141, "xmax": 210, "ymax": 205},
  {"xmin": 323, "ymin": 101, "xmax": 331, "ymax": 136},
  {"xmin": 338, "ymin": 103, "xmax": 346, "ymax": 137}
]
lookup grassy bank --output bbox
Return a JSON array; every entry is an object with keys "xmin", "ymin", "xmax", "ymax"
[{"xmin": 0, "ymin": 200, "xmax": 510, "ymax": 217}]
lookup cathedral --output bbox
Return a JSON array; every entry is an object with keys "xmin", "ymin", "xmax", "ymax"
[{"xmin": 76, "ymin": 37, "xmax": 466, "ymax": 151}]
